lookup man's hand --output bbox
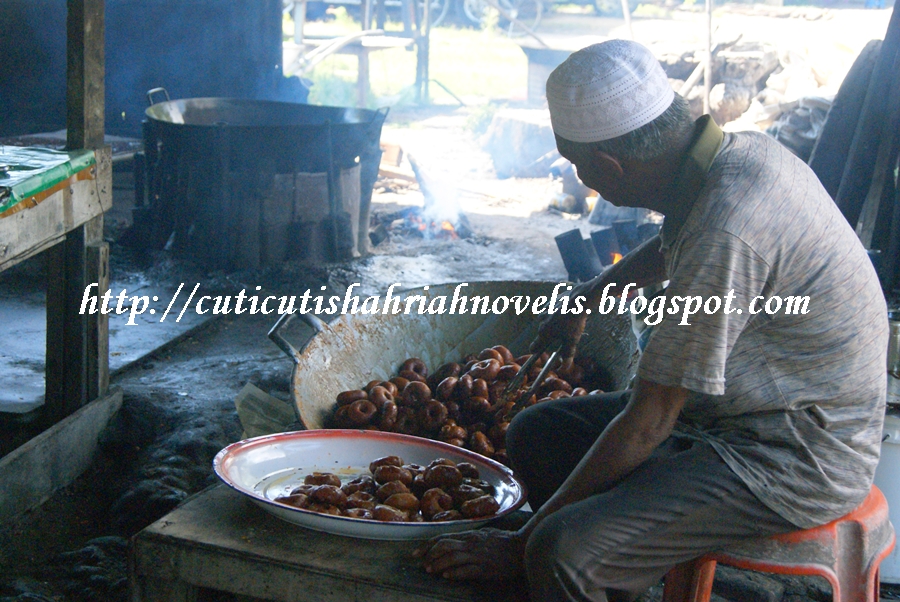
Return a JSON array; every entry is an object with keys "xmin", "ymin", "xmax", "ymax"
[
  {"xmin": 412, "ymin": 528, "xmax": 526, "ymax": 581},
  {"xmin": 531, "ymin": 234, "xmax": 667, "ymax": 358},
  {"xmin": 532, "ymin": 309, "xmax": 589, "ymax": 360},
  {"xmin": 531, "ymin": 278, "xmax": 601, "ymax": 358}
]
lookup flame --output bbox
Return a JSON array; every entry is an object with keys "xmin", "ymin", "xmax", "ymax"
[
  {"xmin": 437, "ymin": 220, "xmax": 458, "ymax": 240},
  {"xmin": 407, "ymin": 215, "xmax": 428, "ymax": 231},
  {"xmin": 397, "ymin": 210, "xmax": 461, "ymax": 240},
  {"xmin": 612, "ymin": 253, "xmax": 623, "ymax": 264}
]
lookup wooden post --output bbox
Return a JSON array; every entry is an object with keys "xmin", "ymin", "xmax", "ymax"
[
  {"xmin": 356, "ymin": 0, "xmax": 373, "ymax": 107},
  {"xmin": 620, "ymin": 0, "xmax": 634, "ymax": 40},
  {"xmin": 293, "ymin": 0, "xmax": 307, "ymax": 45},
  {"xmin": 66, "ymin": 0, "xmax": 105, "ymax": 151},
  {"xmin": 376, "ymin": 0, "xmax": 387, "ymax": 29},
  {"xmin": 86, "ymin": 241, "xmax": 110, "ymax": 398},
  {"xmin": 401, "ymin": 0, "xmax": 414, "ymax": 36},
  {"xmin": 362, "ymin": 0, "xmax": 373, "ymax": 30},
  {"xmin": 416, "ymin": 0, "xmax": 430, "ymax": 105},
  {"xmin": 45, "ymin": 226, "xmax": 88, "ymax": 421},
  {"xmin": 46, "ymin": 0, "xmax": 109, "ymax": 422},
  {"xmin": 703, "ymin": 0, "xmax": 712, "ymax": 115}
]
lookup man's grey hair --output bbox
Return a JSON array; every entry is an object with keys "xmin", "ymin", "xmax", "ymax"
[{"xmin": 585, "ymin": 94, "xmax": 694, "ymax": 162}]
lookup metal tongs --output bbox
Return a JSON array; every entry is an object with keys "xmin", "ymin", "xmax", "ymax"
[{"xmin": 498, "ymin": 342, "xmax": 563, "ymax": 418}]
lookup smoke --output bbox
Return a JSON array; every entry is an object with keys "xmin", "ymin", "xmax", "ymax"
[
  {"xmin": 0, "ymin": 0, "xmax": 310, "ymax": 138},
  {"xmin": 407, "ymin": 152, "xmax": 463, "ymax": 226}
]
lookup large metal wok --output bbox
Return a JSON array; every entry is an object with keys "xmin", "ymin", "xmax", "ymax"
[
  {"xmin": 138, "ymin": 94, "xmax": 387, "ymax": 267},
  {"xmin": 269, "ymin": 281, "xmax": 640, "ymax": 430},
  {"xmin": 144, "ymin": 96, "xmax": 386, "ymax": 171}
]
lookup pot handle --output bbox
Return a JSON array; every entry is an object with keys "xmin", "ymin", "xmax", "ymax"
[
  {"xmin": 147, "ymin": 87, "xmax": 171, "ymax": 106},
  {"xmin": 268, "ymin": 312, "xmax": 328, "ymax": 363}
]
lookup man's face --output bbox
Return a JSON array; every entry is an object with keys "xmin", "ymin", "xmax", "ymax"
[{"xmin": 555, "ymin": 136, "xmax": 642, "ymax": 209}]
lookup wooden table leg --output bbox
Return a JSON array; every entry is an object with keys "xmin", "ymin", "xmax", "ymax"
[
  {"xmin": 45, "ymin": 221, "xmax": 89, "ymax": 420},
  {"xmin": 45, "ymin": 215, "xmax": 107, "ymax": 423},
  {"xmin": 86, "ymin": 238, "xmax": 110, "ymax": 397}
]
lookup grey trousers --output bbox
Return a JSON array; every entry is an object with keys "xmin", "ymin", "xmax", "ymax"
[{"xmin": 505, "ymin": 392, "xmax": 797, "ymax": 602}]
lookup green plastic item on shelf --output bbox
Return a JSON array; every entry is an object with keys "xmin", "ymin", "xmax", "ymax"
[{"xmin": 0, "ymin": 146, "xmax": 96, "ymax": 215}]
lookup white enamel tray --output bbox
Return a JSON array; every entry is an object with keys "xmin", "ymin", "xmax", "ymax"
[{"xmin": 213, "ymin": 429, "xmax": 527, "ymax": 541}]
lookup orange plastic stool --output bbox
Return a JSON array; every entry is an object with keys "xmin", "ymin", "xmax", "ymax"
[{"xmin": 662, "ymin": 486, "xmax": 896, "ymax": 602}]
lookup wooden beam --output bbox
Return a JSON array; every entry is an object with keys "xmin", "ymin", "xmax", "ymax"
[
  {"xmin": 0, "ymin": 388, "xmax": 122, "ymax": 522},
  {"xmin": 45, "ymin": 222, "xmax": 89, "ymax": 421},
  {"xmin": 86, "ymin": 242, "xmax": 110, "ymax": 399},
  {"xmin": 66, "ymin": 0, "xmax": 105, "ymax": 150},
  {"xmin": 0, "ymin": 159, "xmax": 110, "ymax": 273},
  {"xmin": 45, "ymin": 0, "xmax": 109, "ymax": 423}
]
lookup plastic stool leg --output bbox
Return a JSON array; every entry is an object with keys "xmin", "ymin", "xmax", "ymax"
[{"xmin": 662, "ymin": 558, "xmax": 717, "ymax": 602}]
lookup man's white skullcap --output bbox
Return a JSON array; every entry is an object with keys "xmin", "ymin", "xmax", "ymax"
[{"xmin": 546, "ymin": 40, "xmax": 674, "ymax": 143}]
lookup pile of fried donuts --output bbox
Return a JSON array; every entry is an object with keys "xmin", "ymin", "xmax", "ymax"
[
  {"xmin": 273, "ymin": 455, "xmax": 501, "ymax": 522},
  {"xmin": 329, "ymin": 345, "xmax": 602, "ymax": 464}
]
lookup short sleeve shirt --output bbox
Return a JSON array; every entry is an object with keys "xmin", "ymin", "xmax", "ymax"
[{"xmin": 637, "ymin": 121, "xmax": 888, "ymax": 529}]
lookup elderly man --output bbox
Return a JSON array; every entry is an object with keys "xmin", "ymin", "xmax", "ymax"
[{"xmin": 415, "ymin": 40, "xmax": 888, "ymax": 601}]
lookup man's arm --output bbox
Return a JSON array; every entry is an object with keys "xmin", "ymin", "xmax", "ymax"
[
  {"xmin": 415, "ymin": 378, "xmax": 689, "ymax": 580},
  {"xmin": 582, "ymin": 233, "xmax": 668, "ymax": 305},
  {"xmin": 534, "ymin": 234, "xmax": 668, "ymax": 358},
  {"xmin": 518, "ymin": 378, "xmax": 687, "ymax": 538}
]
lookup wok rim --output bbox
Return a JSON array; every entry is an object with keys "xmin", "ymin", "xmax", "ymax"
[{"xmin": 144, "ymin": 96, "xmax": 383, "ymax": 128}]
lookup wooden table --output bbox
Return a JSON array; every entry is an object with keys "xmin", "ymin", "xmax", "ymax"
[
  {"xmin": 129, "ymin": 484, "xmax": 527, "ymax": 602},
  {"xmin": 0, "ymin": 0, "xmax": 120, "ymax": 527},
  {"xmin": 0, "ymin": 145, "xmax": 110, "ymax": 271},
  {"xmin": 0, "ymin": 144, "xmax": 112, "ymax": 418},
  {"xmin": 0, "ymin": 143, "xmax": 118, "ymax": 521},
  {"xmin": 285, "ymin": 35, "xmax": 415, "ymax": 107}
]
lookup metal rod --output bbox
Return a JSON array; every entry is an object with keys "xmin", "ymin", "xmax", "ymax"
[
  {"xmin": 423, "ymin": 0, "xmax": 431, "ymax": 104},
  {"xmin": 678, "ymin": 59, "xmax": 705, "ymax": 98},
  {"xmin": 678, "ymin": 34, "xmax": 741, "ymax": 98},
  {"xmin": 292, "ymin": 29, "xmax": 385, "ymax": 77},
  {"xmin": 429, "ymin": 79, "xmax": 465, "ymax": 106},
  {"xmin": 703, "ymin": 0, "xmax": 712, "ymax": 115},
  {"xmin": 480, "ymin": 0, "xmax": 549, "ymax": 49},
  {"xmin": 498, "ymin": 344, "xmax": 547, "ymax": 404},
  {"xmin": 510, "ymin": 348, "xmax": 561, "ymax": 416},
  {"xmin": 621, "ymin": 0, "xmax": 634, "ymax": 40}
]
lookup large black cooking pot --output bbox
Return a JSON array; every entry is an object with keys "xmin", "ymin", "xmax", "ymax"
[
  {"xmin": 137, "ymin": 97, "xmax": 387, "ymax": 267},
  {"xmin": 144, "ymin": 98, "xmax": 386, "ymax": 172}
]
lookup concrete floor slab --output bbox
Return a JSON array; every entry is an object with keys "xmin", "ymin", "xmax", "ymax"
[{"xmin": 0, "ymin": 280, "xmax": 213, "ymax": 413}]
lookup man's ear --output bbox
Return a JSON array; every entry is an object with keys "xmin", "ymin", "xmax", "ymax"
[{"xmin": 593, "ymin": 149, "xmax": 625, "ymax": 177}]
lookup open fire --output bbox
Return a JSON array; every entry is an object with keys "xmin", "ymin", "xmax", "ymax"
[
  {"xmin": 371, "ymin": 206, "xmax": 473, "ymax": 245},
  {"xmin": 403, "ymin": 213, "xmax": 459, "ymax": 240}
]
